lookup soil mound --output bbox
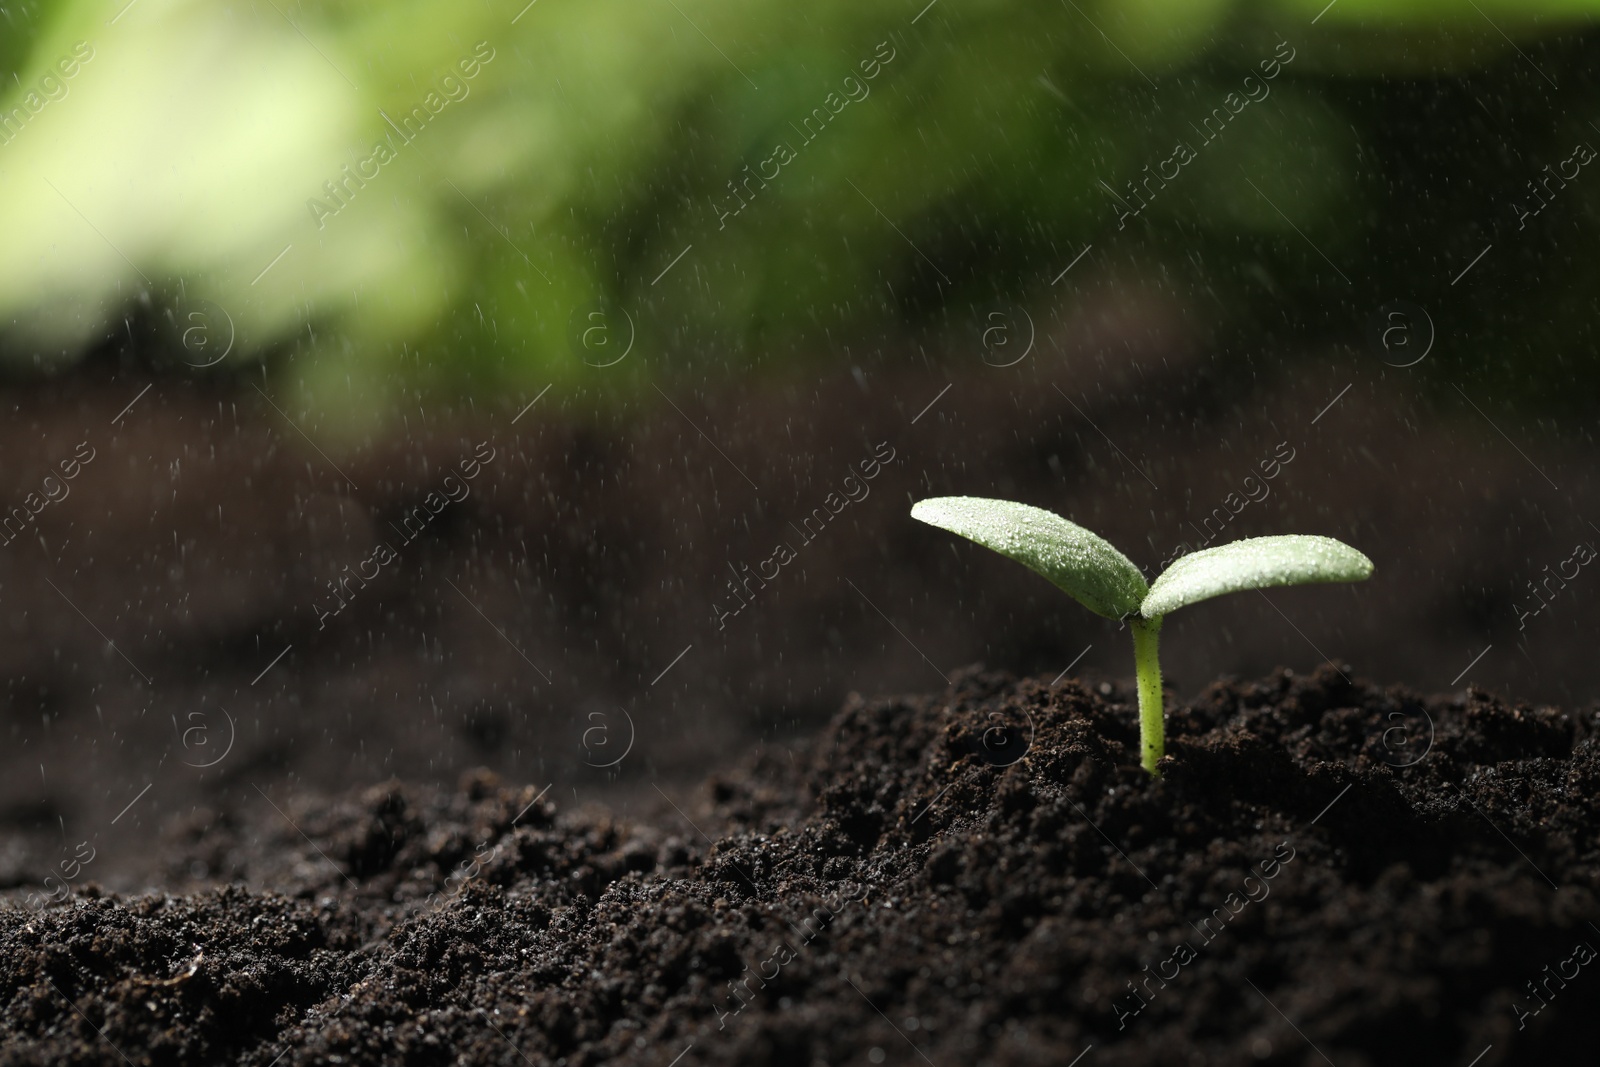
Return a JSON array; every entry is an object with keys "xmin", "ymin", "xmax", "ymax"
[{"xmin": 3, "ymin": 665, "xmax": 1597, "ymax": 1065}]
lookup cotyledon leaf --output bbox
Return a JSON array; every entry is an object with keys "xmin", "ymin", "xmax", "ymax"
[
  {"xmin": 1140, "ymin": 535, "xmax": 1372, "ymax": 618},
  {"xmin": 910, "ymin": 497, "xmax": 1147, "ymax": 619}
]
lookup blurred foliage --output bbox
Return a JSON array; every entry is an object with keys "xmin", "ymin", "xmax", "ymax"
[{"xmin": 0, "ymin": 0, "xmax": 1597, "ymax": 422}]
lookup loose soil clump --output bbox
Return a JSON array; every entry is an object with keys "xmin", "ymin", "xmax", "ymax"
[{"xmin": 3, "ymin": 664, "xmax": 1597, "ymax": 1065}]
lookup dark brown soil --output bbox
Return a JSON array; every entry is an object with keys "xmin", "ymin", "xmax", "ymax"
[
  {"xmin": 4, "ymin": 664, "xmax": 1597, "ymax": 1066},
  {"xmin": 6, "ymin": 342, "xmax": 1599, "ymax": 897},
  {"xmin": 5, "ymin": 246, "xmax": 1600, "ymax": 903}
]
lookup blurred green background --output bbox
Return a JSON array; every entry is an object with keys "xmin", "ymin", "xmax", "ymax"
[{"xmin": 1, "ymin": 0, "xmax": 1596, "ymax": 424}]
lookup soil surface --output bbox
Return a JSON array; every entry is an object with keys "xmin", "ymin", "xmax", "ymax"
[
  {"xmin": 5, "ymin": 339, "xmax": 1598, "ymax": 893},
  {"xmin": 3, "ymin": 664, "xmax": 1597, "ymax": 1066}
]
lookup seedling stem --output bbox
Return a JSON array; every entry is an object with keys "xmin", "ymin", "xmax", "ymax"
[{"xmin": 1130, "ymin": 617, "xmax": 1164, "ymax": 774}]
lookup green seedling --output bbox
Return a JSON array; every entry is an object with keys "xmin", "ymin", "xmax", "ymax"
[{"xmin": 910, "ymin": 497, "xmax": 1373, "ymax": 776}]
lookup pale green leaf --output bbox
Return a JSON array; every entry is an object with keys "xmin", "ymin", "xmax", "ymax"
[
  {"xmin": 911, "ymin": 497, "xmax": 1147, "ymax": 619},
  {"xmin": 1141, "ymin": 535, "xmax": 1372, "ymax": 618}
]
